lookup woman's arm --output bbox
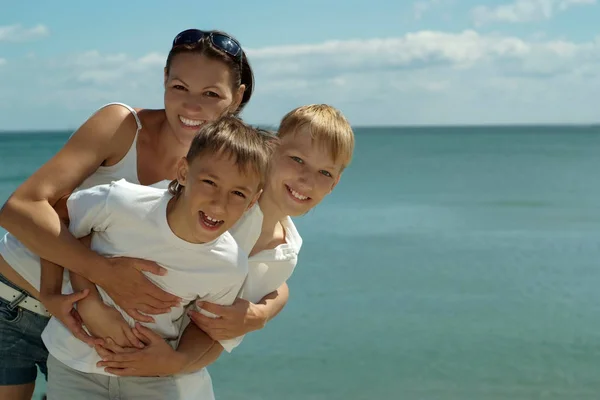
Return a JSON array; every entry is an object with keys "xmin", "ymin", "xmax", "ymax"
[
  {"xmin": 189, "ymin": 282, "xmax": 290, "ymax": 341},
  {"xmin": 0, "ymin": 105, "xmax": 179, "ymax": 314}
]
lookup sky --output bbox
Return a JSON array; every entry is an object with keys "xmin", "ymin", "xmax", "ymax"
[{"xmin": 0, "ymin": 0, "xmax": 599, "ymax": 130}]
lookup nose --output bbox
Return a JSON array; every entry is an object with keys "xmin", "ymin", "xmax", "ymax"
[
  {"xmin": 206, "ymin": 191, "xmax": 227, "ymax": 218},
  {"xmin": 183, "ymin": 93, "xmax": 204, "ymax": 114},
  {"xmin": 296, "ymin": 169, "xmax": 315, "ymax": 192}
]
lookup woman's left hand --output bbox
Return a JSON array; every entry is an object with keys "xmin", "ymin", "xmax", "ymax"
[
  {"xmin": 188, "ymin": 298, "xmax": 267, "ymax": 341},
  {"xmin": 95, "ymin": 323, "xmax": 186, "ymax": 377}
]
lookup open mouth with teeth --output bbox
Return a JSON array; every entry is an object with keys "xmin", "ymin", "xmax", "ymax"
[
  {"xmin": 198, "ymin": 211, "xmax": 224, "ymax": 231},
  {"xmin": 285, "ymin": 185, "xmax": 311, "ymax": 203},
  {"xmin": 179, "ymin": 115, "xmax": 206, "ymax": 129}
]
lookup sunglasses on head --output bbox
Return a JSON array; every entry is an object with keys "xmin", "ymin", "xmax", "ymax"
[{"xmin": 172, "ymin": 29, "xmax": 243, "ymax": 60}]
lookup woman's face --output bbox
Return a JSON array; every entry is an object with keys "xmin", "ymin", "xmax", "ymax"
[{"xmin": 164, "ymin": 52, "xmax": 244, "ymax": 147}]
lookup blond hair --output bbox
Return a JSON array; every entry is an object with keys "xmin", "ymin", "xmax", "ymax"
[
  {"xmin": 278, "ymin": 104, "xmax": 354, "ymax": 170},
  {"xmin": 169, "ymin": 116, "xmax": 276, "ymax": 196}
]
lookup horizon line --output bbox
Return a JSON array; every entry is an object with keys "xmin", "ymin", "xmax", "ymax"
[{"xmin": 1, "ymin": 122, "xmax": 599, "ymax": 134}]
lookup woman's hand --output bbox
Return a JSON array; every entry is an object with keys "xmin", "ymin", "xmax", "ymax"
[
  {"xmin": 95, "ymin": 323, "xmax": 186, "ymax": 377},
  {"xmin": 188, "ymin": 298, "xmax": 268, "ymax": 341},
  {"xmin": 95, "ymin": 256, "xmax": 181, "ymax": 322}
]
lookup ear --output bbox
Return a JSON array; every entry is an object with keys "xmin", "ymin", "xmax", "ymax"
[
  {"xmin": 163, "ymin": 67, "xmax": 169, "ymax": 88},
  {"xmin": 246, "ymin": 188, "xmax": 262, "ymax": 210},
  {"xmin": 175, "ymin": 157, "xmax": 189, "ymax": 187},
  {"xmin": 231, "ymin": 84, "xmax": 246, "ymax": 111}
]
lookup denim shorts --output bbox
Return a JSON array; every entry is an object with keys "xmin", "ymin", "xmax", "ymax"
[{"xmin": 0, "ymin": 273, "xmax": 50, "ymax": 385}]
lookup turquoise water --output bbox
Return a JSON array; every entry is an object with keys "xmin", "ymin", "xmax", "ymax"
[{"xmin": 1, "ymin": 126, "xmax": 600, "ymax": 399}]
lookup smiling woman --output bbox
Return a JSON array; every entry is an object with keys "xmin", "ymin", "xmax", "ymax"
[{"xmin": 0, "ymin": 28, "xmax": 292, "ymax": 400}]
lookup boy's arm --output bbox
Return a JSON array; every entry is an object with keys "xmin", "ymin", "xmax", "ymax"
[
  {"xmin": 189, "ymin": 282, "xmax": 289, "ymax": 341},
  {"xmin": 176, "ymin": 323, "xmax": 224, "ymax": 373}
]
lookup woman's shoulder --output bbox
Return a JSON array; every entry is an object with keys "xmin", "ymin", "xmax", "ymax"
[
  {"xmin": 90, "ymin": 104, "xmax": 163, "ymax": 134},
  {"xmin": 136, "ymin": 108, "xmax": 166, "ymax": 125}
]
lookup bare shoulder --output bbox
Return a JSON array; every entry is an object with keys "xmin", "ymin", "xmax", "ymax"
[
  {"xmin": 90, "ymin": 104, "xmax": 144, "ymax": 165},
  {"xmin": 8, "ymin": 104, "xmax": 144, "ymax": 202}
]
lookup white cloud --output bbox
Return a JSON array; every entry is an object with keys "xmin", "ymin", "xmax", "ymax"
[
  {"xmin": 0, "ymin": 58, "xmax": 6, "ymax": 66},
  {"xmin": 472, "ymin": 0, "xmax": 597, "ymax": 26},
  {"xmin": 245, "ymin": 30, "xmax": 595, "ymax": 80},
  {"xmin": 0, "ymin": 24, "xmax": 49, "ymax": 42},
  {"xmin": 413, "ymin": 0, "xmax": 452, "ymax": 20},
  {"xmin": 1, "ymin": 30, "xmax": 600, "ymax": 128}
]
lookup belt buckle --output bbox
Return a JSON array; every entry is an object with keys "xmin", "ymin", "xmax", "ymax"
[{"xmin": 8, "ymin": 291, "xmax": 27, "ymax": 311}]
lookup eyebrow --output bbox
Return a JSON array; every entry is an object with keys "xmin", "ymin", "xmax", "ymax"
[
  {"xmin": 170, "ymin": 76, "xmax": 189, "ymax": 86},
  {"xmin": 171, "ymin": 75, "xmax": 227, "ymax": 91},
  {"xmin": 206, "ymin": 173, "xmax": 252, "ymax": 193},
  {"xmin": 288, "ymin": 148, "xmax": 339, "ymax": 172}
]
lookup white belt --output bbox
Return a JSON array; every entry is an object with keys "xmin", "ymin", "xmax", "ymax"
[{"xmin": 0, "ymin": 280, "xmax": 50, "ymax": 317}]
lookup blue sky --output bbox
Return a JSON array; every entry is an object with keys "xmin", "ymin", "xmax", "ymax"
[{"xmin": 1, "ymin": 0, "xmax": 599, "ymax": 130}]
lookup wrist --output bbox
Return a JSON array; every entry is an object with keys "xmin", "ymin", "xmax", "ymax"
[
  {"xmin": 87, "ymin": 256, "xmax": 113, "ymax": 286},
  {"xmin": 253, "ymin": 303, "xmax": 269, "ymax": 329}
]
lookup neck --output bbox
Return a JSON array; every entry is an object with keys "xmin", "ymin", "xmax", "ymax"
[
  {"xmin": 166, "ymin": 195, "xmax": 203, "ymax": 244},
  {"xmin": 154, "ymin": 115, "xmax": 191, "ymax": 173},
  {"xmin": 257, "ymin": 189, "xmax": 287, "ymax": 240}
]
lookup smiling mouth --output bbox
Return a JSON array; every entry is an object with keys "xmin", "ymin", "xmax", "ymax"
[
  {"xmin": 179, "ymin": 115, "xmax": 206, "ymax": 128},
  {"xmin": 199, "ymin": 211, "xmax": 224, "ymax": 231},
  {"xmin": 285, "ymin": 185, "xmax": 310, "ymax": 202}
]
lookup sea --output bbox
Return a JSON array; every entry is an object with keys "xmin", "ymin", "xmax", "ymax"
[{"xmin": 1, "ymin": 125, "xmax": 600, "ymax": 400}]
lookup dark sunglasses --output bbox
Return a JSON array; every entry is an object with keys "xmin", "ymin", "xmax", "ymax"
[{"xmin": 172, "ymin": 29, "xmax": 243, "ymax": 60}]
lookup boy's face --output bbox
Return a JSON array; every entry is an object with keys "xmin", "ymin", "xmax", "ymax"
[
  {"xmin": 266, "ymin": 126, "xmax": 343, "ymax": 217},
  {"xmin": 174, "ymin": 150, "xmax": 261, "ymax": 243}
]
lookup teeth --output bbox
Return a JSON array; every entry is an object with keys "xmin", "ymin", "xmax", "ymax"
[
  {"xmin": 179, "ymin": 116, "xmax": 205, "ymax": 127},
  {"xmin": 288, "ymin": 187, "xmax": 308, "ymax": 201},
  {"xmin": 201, "ymin": 212, "xmax": 221, "ymax": 224}
]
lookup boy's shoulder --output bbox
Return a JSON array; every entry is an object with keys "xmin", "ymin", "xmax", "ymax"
[
  {"xmin": 107, "ymin": 178, "xmax": 165, "ymax": 197},
  {"xmin": 104, "ymin": 178, "xmax": 168, "ymax": 213},
  {"xmin": 281, "ymin": 216, "xmax": 302, "ymax": 254}
]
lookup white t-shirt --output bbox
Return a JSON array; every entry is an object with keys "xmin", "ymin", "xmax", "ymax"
[
  {"xmin": 41, "ymin": 179, "xmax": 249, "ymax": 375},
  {"xmin": 174, "ymin": 209, "xmax": 303, "ymax": 400}
]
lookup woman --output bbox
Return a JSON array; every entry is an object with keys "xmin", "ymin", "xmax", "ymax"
[{"xmin": 0, "ymin": 28, "xmax": 289, "ymax": 400}]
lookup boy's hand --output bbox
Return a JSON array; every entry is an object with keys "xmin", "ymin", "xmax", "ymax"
[
  {"xmin": 95, "ymin": 256, "xmax": 180, "ymax": 321},
  {"xmin": 39, "ymin": 289, "xmax": 103, "ymax": 347},
  {"xmin": 95, "ymin": 323, "xmax": 186, "ymax": 377},
  {"xmin": 189, "ymin": 299, "xmax": 267, "ymax": 340},
  {"xmin": 77, "ymin": 299, "xmax": 145, "ymax": 349}
]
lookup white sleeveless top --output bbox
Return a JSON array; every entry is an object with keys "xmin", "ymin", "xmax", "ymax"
[
  {"xmin": 78, "ymin": 103, "xmax": 141, "ymax": 190},
  {"xmin": 0, "ymin": 102, "xmax": 148, "ymax": 290}
]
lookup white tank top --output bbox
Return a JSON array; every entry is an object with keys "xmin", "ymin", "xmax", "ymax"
[
  {"xmin": 0, "ymin": 102, "xmax": 150, "ymax": 290},
  {"xmin": 79, "ymin": 102, "xmax": 141, "ymax": 190}
]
